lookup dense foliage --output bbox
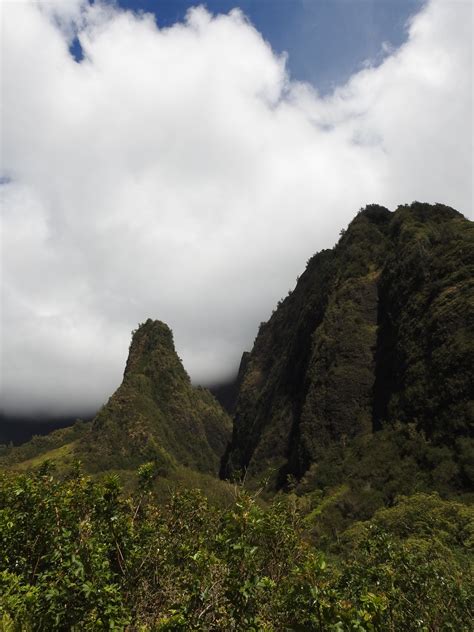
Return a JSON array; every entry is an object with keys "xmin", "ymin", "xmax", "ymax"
[
  {"xmin": 222, "ymin": 203, "xmax": 473, "ymax": 487},
  {"xmin": 1, "ymin": 202, "xmax": 472, "ymax": 630},
  {"xmin": 1, "ymin": 467, "xmax": 472, "ymax": 631},
  {"xmin": 373, "ymin": 203, "xmax": 474, "ymax": 440},
  {"xmin": 296, "ymin": 423, "xmax": 474, "ymax": 544}
]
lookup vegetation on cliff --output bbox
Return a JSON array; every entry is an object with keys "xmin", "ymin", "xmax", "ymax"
[
  {"xmin": 222, "ymin": 202, "xmax": 473, "ymax": 488},
  {"xmin": 79, "ymin": 320, "xmax": 232, "ymax": 475},
  {"xmin": 1, "ymin": 321, "xmax": 232, "ymax": 478},
  {"xmin": 1, "ymin": 202, "xmax": 472, "ymax": 630}
]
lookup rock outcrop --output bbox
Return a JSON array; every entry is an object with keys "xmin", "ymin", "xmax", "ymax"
[
  {"xmin": 221, "ymin": 203, "xmax": 473, "ymax": 487},
  {"xmin": 81, "ymin": 319, "xmax": 232, "ymax": 473}
]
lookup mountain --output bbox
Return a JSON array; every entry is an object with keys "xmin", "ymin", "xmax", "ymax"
[
  {"xmin": 3, "ymin": 202, "xmax": 472, "ymax": 494},
  {"xmin": 1, "ymin": 320, "xmax": 232, "ymax": 478},
  {"xmin": 2, "ymin": 202, "xmax": 473, "ymax": 630},
  {"xmin": 221, "ymin": 202, "xmax": 473, "ymax": 487},
  {"xmin": 78, "ymin": 319, "xmax": 232, "ymax": 474}
]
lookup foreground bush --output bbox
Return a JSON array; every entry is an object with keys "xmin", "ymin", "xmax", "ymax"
[{"xmin": 0, "ymin": 466, "xmax": 472, "ymax": 630}]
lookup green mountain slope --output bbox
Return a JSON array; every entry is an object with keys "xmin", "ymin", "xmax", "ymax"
[
  {"xmin": 1, "ymin": 204, "xmax": 472, "ymax": 631},
  {"xmin": 221, "ymin": 202, "xmax": 473, "ymax": 487},
  {"xmin": 79, "ymin": 319, "xmax": 232, "ymax": 474},
  {"xmin": 2, "ymin": 320, "xmax": 232, "ymax": 478}
]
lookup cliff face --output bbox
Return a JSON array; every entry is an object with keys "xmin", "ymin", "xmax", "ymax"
[
  {"xmin": 221, "ymin": 203, "xmax": 473, "ymax": 486},
  {"xmin": 81, "ymin": 320, "xmax": 232, "ymax": 474}
]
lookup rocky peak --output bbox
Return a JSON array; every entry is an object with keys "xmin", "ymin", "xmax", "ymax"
[
  {"xmin": 222, "ymin": 202, "xmax": 473, "ymax": 488},
  {"xmin": 82, "ymin": 319, "xmax": 232, "ymax": 474},
  {"xmin": 124, "ymin": 319, "xmax": 178, "ymax": 376}
]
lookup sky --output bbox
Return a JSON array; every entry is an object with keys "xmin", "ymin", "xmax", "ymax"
[
  {"xmin": 1, "ymin": 0, "xmax": 472, "ymax": 418},
  {"xmin": 112, "ymin": 0, "xmax": 424, "ymax": 92}
]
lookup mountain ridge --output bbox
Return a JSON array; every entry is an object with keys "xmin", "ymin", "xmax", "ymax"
[
  {"xmin": 2, "ymin": 202, "xmax": 472, "ymax": 496},
  {"xmin": 221, "ymin": 202, "xmax": 473, "ymax": 487}
]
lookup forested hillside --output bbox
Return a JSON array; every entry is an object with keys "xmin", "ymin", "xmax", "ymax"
[
  {"xmin": 222, "ymin": 203, "xmax": 473, "ymax": 488},
  {"xmin": 1, "ymin": 202, "xmax": 472, "ymax": 630}
]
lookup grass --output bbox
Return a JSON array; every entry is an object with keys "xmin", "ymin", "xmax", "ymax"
[{"xmin": 12, "ymin": 441, "xmax": 77, "ymax": 471}]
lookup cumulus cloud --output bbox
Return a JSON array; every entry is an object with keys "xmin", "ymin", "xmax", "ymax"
[{"xmin": 1, "ymin": 0, "xmax": 472, "ymax": 415}]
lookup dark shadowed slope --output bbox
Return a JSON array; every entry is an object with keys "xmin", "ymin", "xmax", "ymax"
[{"xmin": 221, "ymin": 203, "xmax": 473, "ymax": 487}]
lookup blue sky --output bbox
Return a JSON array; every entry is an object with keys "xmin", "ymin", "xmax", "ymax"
[{"xmin": 114, "ymin": 0, "xmax": 424, "ymax": 92}]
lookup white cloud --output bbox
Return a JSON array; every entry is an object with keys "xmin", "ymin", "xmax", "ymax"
[{"xmin": 1, "ymin": 0, "xmax": 472, "ymax": 415}]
